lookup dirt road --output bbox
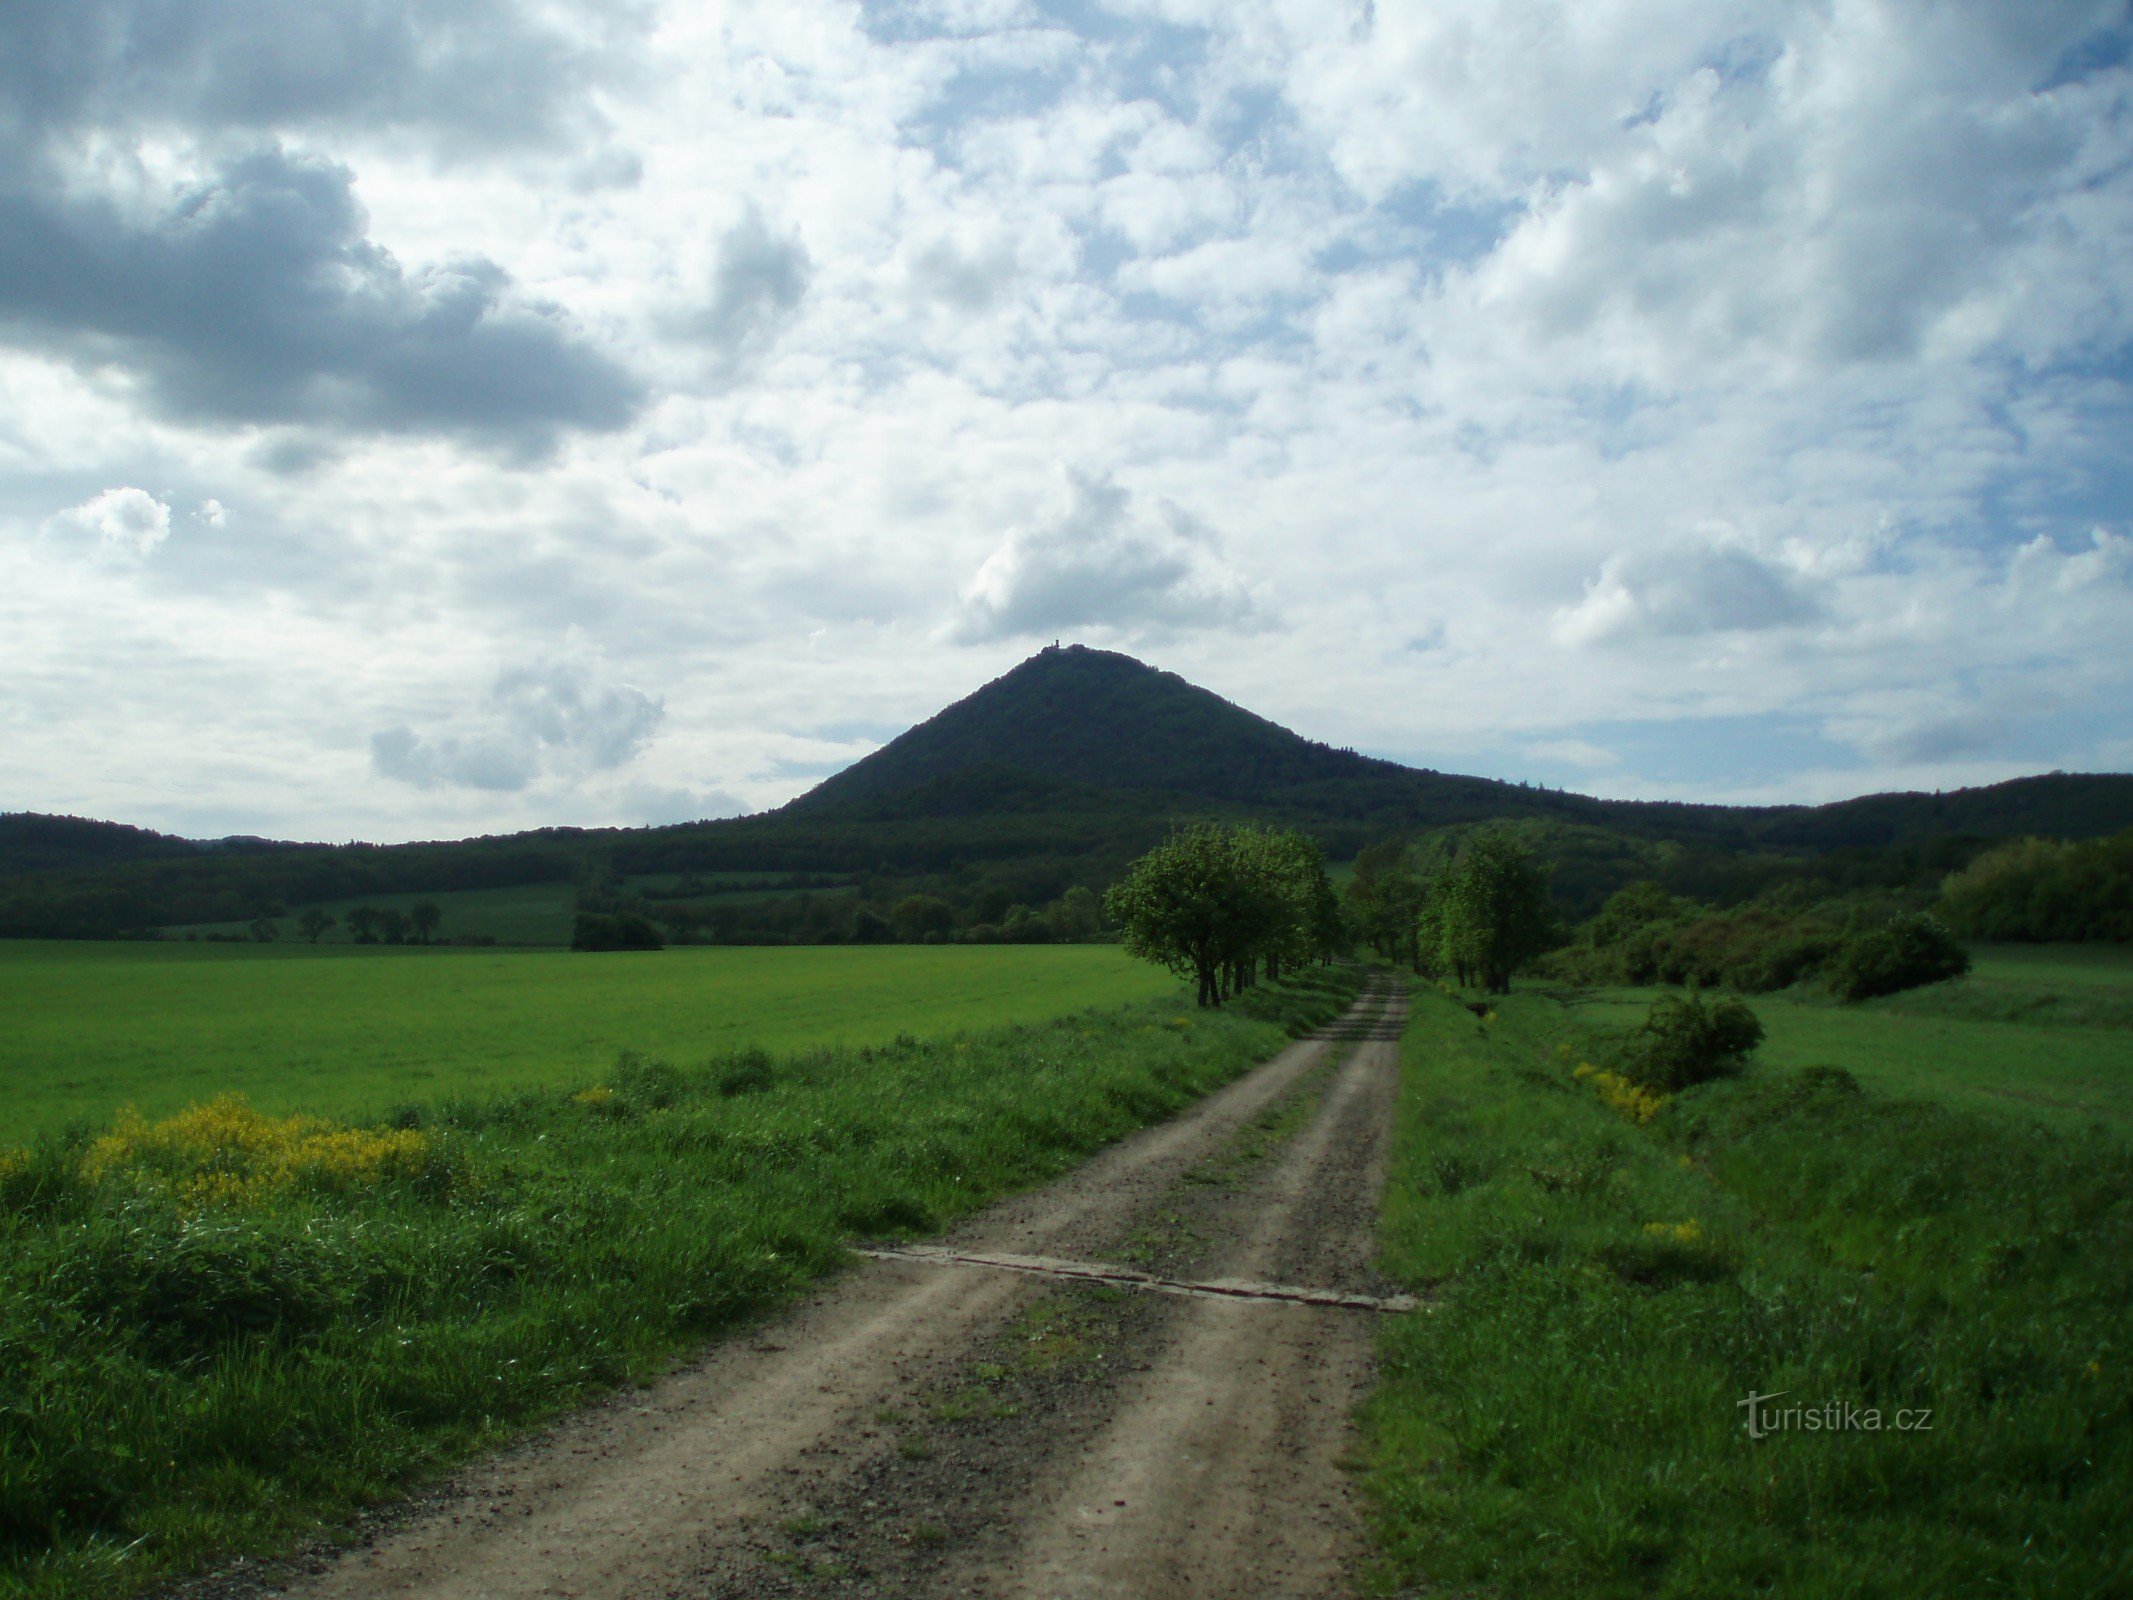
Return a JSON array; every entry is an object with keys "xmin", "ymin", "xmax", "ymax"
[{"xmin": 269, "ymin": 977, "xmax": 1409, "ymax": 1600}]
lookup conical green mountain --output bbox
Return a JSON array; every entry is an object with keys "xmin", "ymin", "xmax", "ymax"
[{"xmin": 786, "ymin": 644, "xmax": 1586, "ymax": 828}]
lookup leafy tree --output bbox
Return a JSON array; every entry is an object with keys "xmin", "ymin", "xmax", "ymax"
[
  {"xmin": 571, "ymin": 911, "xmax": 664, "ymax": 951},
  {"xmin": 1344, "ymin": 840, "xmax": 1422, "ymax": 964},
  {"xmin": 1936, "ymin": 830, "xmax": 2133, "ymax": 942},
  {"xmin": 1439, "ymin": 830, "xmax": 1556, "ymax": 993},
  {"xmin": 1051, "ymin": 884, "xmax": 1104, "ymax": 942},
  {"xmin": 409, "ymin": 901, "xmax": 442, "ymax": 945},
  {"xmin": 1308, "ymin": 870, "xmax": 1348, "ymax": 964},
  {"xmin": 247, "ymin": 916, "xmax": 279, "ymax": 943},
  {"xmin": 1002, "ymin": 904, "xmax": 1055, "ymax": 943},
  {"xmin": 295, "ymin": 907, "xmax": 336, "ymax": 943},
  {"xmin": 377, "ymin": 908, "xmax": 412, "ymax": 946},
  {"xmin": 851, "ymin": 907, "xmax": 895, "ymax": 944},
  {"xmin": 1105, "ymin": 824, "xmax": 1288, "ymax": 1007},
  {"xmin": 1255, "ymin": 828, "xmax": 1335, "ymax": 979},
  {"xmin": 345, "ymin": 906, "xmax": 382, "ymax": 944},
  {"xmin": 891, "ymin": 894, "xmax": 957, "ymax": 943}
]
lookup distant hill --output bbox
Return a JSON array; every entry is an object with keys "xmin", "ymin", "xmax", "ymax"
[
  {"xmin": 0, "ymin": 813, "xmax": 201, "ymax": 880},
  {"xmin": 4, "ymin": 646, "xmax": 2131, "ymax": 939},
  {"xmin": 781, "ymin": 645, "xmax": 2133, "ymax": 852}
]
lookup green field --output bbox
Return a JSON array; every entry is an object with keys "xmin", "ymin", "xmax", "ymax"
[
  {"xmin": 1547, "ymin": 944, "xmax": 2133, "ymax": 1134},
  {"xmin": 1364, "ymin": 979, "xmax": 2131, "ymax": 1599},
  {"xmin": 0, "ymin": 943, "xmax": 1177, "ymax": 1139},
  {"xmin": 0, "ymin": 962, "xmax": 1361, "ymax": 1599}
]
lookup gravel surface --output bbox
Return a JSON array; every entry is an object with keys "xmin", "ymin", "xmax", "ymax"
[{"xmin": 188, "ymin": 976, "xmax": 1408, "ymax": 1600}]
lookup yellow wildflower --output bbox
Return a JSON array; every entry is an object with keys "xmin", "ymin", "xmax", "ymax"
[
  {"xmin": 82, "ymin": 1094, "xmax": 443, "ymax": 1208},
  {"xmin": 1643, "ymin": 1219, "xmax": 1704, "ymax": 1245}
]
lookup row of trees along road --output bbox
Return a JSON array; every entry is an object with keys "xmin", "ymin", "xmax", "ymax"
[
  {"xmin": 1104, "ymin": 824, "xmax": 1344, "ymax": 1007},
  {"xmin": 1346, "ymin": 829, "xmax": 1557, "ymax": 994}
]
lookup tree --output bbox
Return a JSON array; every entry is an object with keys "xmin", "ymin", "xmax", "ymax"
[
  {"xmin": 1255, "ymin": 828, "xmax": 1334, "ymax": 980},
  {"xmin": 891, "ymin": 893, "xmax": 957, "ymax": 943},
  {"xmin": 377, "ymin": 907, "xmax": 412, "ymax": 946},
  {"xmin": 295, "ymin": 907, "xmax": 336, "ymax": 943},
  {"xmin": 1051, "ymin": 885, "xmax": 1104, "ymax": 942},
  {"xmin": 571, "ymin": 911, "xmax": 664, "ymax": 951},
  {"xmin": 247, "ymin": 916, "xmax": 279, "ymax": 943},
  {"xmin": 346, "ymin": 905, "xmax": 382, "ymax": 944},
  {"xmin": 1105, "ymin": 824, "xmax": 1288, "ymax": 1007},
  {"xmin": 1438, "ymin": 830, "xmax": 1556, "ymax": 994},
  {"xmin": 409, "ymin": 901, "xmax": 442, "ymax": 945},
  {"xmin": 1344, "ymin": 839, "xmax": 1425, "ymax": 967},
  {"xmin": 851, "ymin": 906, "xmax": 895, "ymax": 944}
]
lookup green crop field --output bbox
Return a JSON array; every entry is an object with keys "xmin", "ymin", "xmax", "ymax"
[
  {"xmin": 1546, "ymin": 944, "xmax": 2133, "ymax": 1134},
  {"xmin": 0, "ymin": 942, "xmax": 1178, "ymax": 1139}
]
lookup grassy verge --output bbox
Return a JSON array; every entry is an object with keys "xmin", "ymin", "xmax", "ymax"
[
  {"xmin": 0, "ymin": 965, "xmax": 1361, "ymax": 1598},
  {"xmin": 1363, "ymin": 984, "xmax": 2131, "ymax": 1599}
]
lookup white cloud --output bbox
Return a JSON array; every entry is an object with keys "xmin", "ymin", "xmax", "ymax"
[
  {"xmin": 44, "ymin": 488, "xmax": 172, "ymax": 556},
  {"xmin": 1554, "ymin": 534, "xmax": 1822, "ymax": 647},
  {"xmin": 1, "ymin": 0, "xmax": 2130, "ymax": 838},
  {"xmin": 953, "ymin": 468, "xmax": 1263, "ymax": 642},
  {"xmin": 371, "ymin": 658, "xmax": 665, "ymax": 792}
]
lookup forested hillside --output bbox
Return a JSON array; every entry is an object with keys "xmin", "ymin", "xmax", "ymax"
[{"xmin": 5, "ymin": 647, "xmax": 2130, "ymax": 942}]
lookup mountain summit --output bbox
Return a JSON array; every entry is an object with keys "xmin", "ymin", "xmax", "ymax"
[{"xmin": 786, "ymin": 645, "xmax": 1579, "ymax": 829}]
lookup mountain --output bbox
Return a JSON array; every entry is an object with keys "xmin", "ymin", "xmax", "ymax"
[
  {"xmin": 784, "ymin": 645, "xmax": 2133, "ymax": 852},
  {"xmin": 3, "ymin": 645, "xmax": 2131, "ymax": 939},
  {"xmin": 788, "ymin": 645, "xmax": 1599, "ymax": 830}
]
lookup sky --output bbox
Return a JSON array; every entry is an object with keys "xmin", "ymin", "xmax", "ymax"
[{"xmin": 3, "ymin": 0, "xmax": 2132, "ymax": 843}]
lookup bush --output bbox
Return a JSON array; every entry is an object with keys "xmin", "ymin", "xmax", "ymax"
[
  {"xmin": 1827, "ymin": 912, "xmax": 1971, "ymax": 1002},
  {"xmin": 1612, "ymin": 992, "xmax": 1764, "ymax": 1092},
  {"xmin": 570, "ymin": 912, "xmax": 663, "ymax": 952}
]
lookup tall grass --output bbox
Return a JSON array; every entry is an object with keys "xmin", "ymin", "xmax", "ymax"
[
  {"xmin": 0, "ymin": 967, "xmax": 1360, "ymax": 1599},
  {"xmin": 1364, "ymin": 986, "xmax": 2131, "ymax": 1598}
]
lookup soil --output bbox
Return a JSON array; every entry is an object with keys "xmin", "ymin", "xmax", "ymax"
[{"xmin": 218, "ymin": 976, "xmax": 1410, "ymax": 1600}]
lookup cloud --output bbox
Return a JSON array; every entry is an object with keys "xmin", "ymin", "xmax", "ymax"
[
  {"xmin": 0, "ymin": 148, "xmax": 642, "ymax": 450},
  {"xmin": 1554, "ymin": 537, "xmax": 1821, "ymax": 647},
  {"xmin": 680, "ymin": 207, "xmax": 812, "ymax": 374},
  {"xmin": 0, "ymin": 0, "xmax": 628, "ymax": 153},
  {"xmin": 371, "ymin": 660, "xmax": 665, "ymax": 792},
  {"xmin": 952, "ymin": 468, "xmax": 1263, "ymax": 642},
  {"xmin": 1526, "ymin": 737, "xmax": 1619, "ymax": 769},
  {"xmin": 43, "ymin": 486, "xmax": 171, "ymax": 556}
]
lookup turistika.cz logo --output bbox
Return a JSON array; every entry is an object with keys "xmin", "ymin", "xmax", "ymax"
[{"xmin": 1738, "ymin": 1390, "xmax": 1934, "ymax": 1440}]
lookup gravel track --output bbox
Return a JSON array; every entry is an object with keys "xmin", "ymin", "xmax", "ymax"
[{"xmin": 257, "ymin": 976, "xmax": 1408, "ymax": 1600}]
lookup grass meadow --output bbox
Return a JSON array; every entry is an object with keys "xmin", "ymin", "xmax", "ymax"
[
  {"xmin": 1552, "ymin": 945, "xmax": 2133, "ymax": 1134},
  {"xmin": 1364, "ymin": 961, "xmax": 2132, "ymax": 1599},
  {"xmin": 1, "ymin": 943, "xmax": 1178, "ymax": 1138},
  {"xmin": 0, "ymin": 962, "xmax": 1363, "ymax": 1599}
]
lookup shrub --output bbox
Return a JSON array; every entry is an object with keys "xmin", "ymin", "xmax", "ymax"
[
  {"xmin": 1612, "ymin": 992, "xmax": 1764, "ymax": 1092},
  {"xmin": 1827, "ymin": 912, "xmax": 1971, "ymax": 1002},
  {"xmin": 571, "ymin": 911, "xmax": 664, "ymax": 952}
]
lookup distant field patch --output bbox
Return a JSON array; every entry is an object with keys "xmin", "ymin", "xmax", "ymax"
[
  {"xmin": 1550, "ymin": 944, "xmax": 2133, "ymax": 1135},
  {"xmin": 0, "ymin": 943, "xmax": 1176, "ymax": 1137}
]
